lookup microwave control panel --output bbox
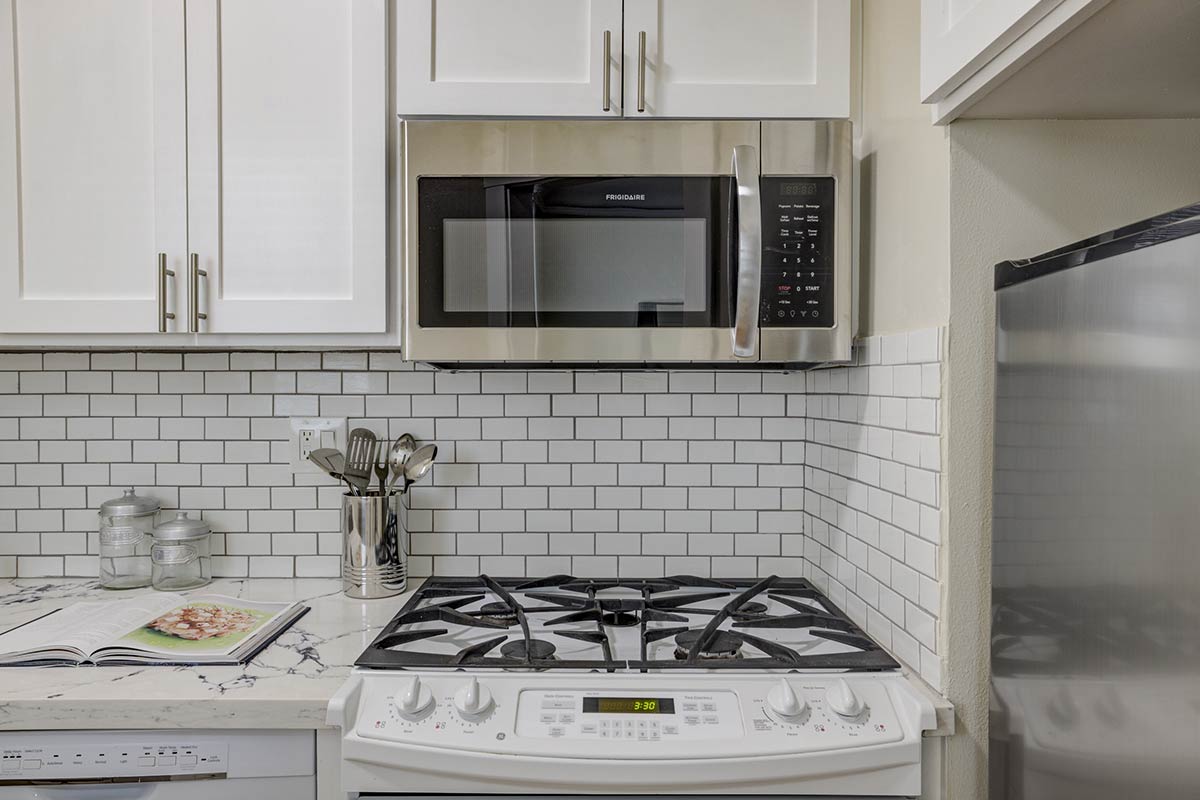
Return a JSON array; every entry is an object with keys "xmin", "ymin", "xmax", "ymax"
[{"xmin": 759, "ymin": 177, "xmax": 836, "ymax": 328}]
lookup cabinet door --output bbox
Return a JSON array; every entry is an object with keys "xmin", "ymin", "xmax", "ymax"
[
  {"xmin": 0, "ymin": 0, "xmax": 188, "ymax": 334},
  {"xmin": 185, "ymin": 0, "xmax": 386, "ymax": 334},
  {"xmin": 920, "ymin": 0, "xmax": 1058, "ymax": 102},
  {"xmin": 623, "ymin": 0, "xmax": 850, "ymax": 119},
  {"xmin": 394, "ymin": 0, "xmax": 623, "ymax": 117}
]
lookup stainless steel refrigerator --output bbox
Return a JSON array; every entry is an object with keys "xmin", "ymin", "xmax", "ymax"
[{"xmin": 990, "ymin": 202, "xmax": 1200, "ymax": 800}]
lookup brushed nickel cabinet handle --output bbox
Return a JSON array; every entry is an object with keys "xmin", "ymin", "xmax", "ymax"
[
  {"xmin": 157, "ymin": 253, "xmax": 175, "ymax": 333},
  {"xmin": 189, "ymin": 253, "xmax": 208, "ymax": 333},
  {"xmin": 602, "ymin": 30, "xmax": 612, "ymax": 112},
  {"xmin": 637, "ymin": 30, "xmax": 647, "ymax": 113}
]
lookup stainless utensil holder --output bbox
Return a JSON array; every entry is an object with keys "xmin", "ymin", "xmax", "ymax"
[{"xmin": 341, "ymin": 492, "xmax": 408, "ymax": 599}]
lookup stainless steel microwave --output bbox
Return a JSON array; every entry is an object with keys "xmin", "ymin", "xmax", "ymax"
[{"xmin": 401, "ymin": 119, "xmax": 852, "ymax": 367}]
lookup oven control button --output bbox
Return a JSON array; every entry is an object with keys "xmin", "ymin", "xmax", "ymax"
[
  {"xmin": 395, "ymin": 675, "xmax": 434, "ymax": 717},
  {"xmin": 826, "ymin": 679, "xmax": 865, "ymax": 719},
  {"xmin": 767, "ymin": 678, "xmax": 808, "ymax": 719},
  {"xmin": 453, "ymin": 676, "xmax": 494, "ymax": 717}
]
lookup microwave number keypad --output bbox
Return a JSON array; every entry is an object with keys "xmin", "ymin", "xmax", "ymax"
[{"xmin": 759, "ymin": 177, "xmax": 835, "ymax": 328}]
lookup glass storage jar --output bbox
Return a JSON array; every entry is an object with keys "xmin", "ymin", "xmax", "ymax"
[
  {"xmin": 151, "ymin": 512, "xmax": 213, "ymax": 591},
  {"xmin": 98, "ymin": 488, "xmax": 158, "ymax": 589}
]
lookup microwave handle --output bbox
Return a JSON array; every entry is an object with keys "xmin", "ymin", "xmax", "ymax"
[{"xmin": 731, "ymin": 145, "xmax": 761, "ymax": 359}]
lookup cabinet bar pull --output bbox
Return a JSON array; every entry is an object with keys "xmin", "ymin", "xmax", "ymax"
[
  {"xmin": 188, "ymin": 253, "xmax": 208, "ymax": 333},
  {"xmin": 637, "ymin": 31, "xmax": 646, "ymax": 113},
  {"xmin": 602, "ymin": 30, "xmax": 612, "ymax": 112},
  {"xmin": 157, "ymin": 253, "xmax": 175, "ymax": 333}
]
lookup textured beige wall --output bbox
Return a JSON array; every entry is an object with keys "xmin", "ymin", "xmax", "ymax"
[
  {"xmin": 857, "ymin": 0, "xmax": 950, "ymax": 337},
  {"xmin": 944, "ymin": 118, "xmax": 1200, "ymax": 799}
]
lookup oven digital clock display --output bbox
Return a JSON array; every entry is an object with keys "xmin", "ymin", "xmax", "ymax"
[{"xmin": 583, "ymin": 697, "xmax": 676, "ymax": 714}]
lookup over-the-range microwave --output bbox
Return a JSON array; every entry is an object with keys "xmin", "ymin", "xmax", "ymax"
[{"xmin": 401, "ymin": 119, "xmax": 852, "ymax": 368}]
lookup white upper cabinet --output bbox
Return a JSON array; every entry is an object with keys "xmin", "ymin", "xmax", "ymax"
[
  {"xmin": 185, "ymin": 0, "xmax": 386, "ymax": 334},
  {"xmin": 394, "ymin": 0, "xmax": 624, "ymax": 117},
  {"xmin": 623, "ymin": 0, "xmax": 850, "ymax": 119},
  {"xmin": 920, "ymin": 0, "xmax": 1055, "ymax": 105},
  {"xmin": 394, "ymin": 0, "xmax": 851, "ymax": 119},
  {"xmin": 916, "ymin": 0, "xmax": 1198, "ymax": 124},
  {"xmin": 0, "ymin": 0, "xmax": 189, "ymax": 334}
]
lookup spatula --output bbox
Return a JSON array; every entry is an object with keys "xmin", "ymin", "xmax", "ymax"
[
  {"xmin": 343, "ymin": 427, "xmax": 378, "ymax": 496},
  {"xmin": 307, "ymin": 448, "xmax": 354, "ymax": 494}
]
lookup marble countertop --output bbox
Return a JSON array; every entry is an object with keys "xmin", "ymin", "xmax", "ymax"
[
  {"xmin": 0, "ymin": 578, "xmax": 418, "ymax": 731},
  {"xmin": 0, "ymin": 578, "xmax": 953, "ymax": 737}
]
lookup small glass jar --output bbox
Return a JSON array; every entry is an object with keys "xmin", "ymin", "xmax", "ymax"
[
  {"xmin": 98, "ymin": 488, "xmax": 159, "ymax": 589},
  {"xmin": 151, "ymin": 512, "xmax": 213, "ymax": 591}
]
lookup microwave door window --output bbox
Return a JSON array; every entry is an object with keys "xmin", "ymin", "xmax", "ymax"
[
  {"xmin": 531, "ymin": 218, "xmax": 708, "ymax": 317},
  {"xmin": 420, "ymin": 177, "xmax": 733, "ymax": 328},
  {"xmin": 441, "ymin": 182, "xmax": 534, "ymax": 322}
]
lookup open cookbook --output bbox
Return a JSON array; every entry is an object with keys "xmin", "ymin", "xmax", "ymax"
[{"xmin": 0, "ymin": 594, "xmax": 309, "ymax": 667}]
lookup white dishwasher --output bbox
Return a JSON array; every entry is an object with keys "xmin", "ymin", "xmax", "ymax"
[{"xmin": 0, "ymin": 730, "xmax": 313, "ymax": 799}]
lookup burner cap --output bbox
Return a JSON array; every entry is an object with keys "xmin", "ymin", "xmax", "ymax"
[
  {"xmin": 673, "ymin": 629, "xmax": 744, "ymax": 660},
  {"xmin": 500, "ymin": 638, "xmax": 557, "ymax": 660},
  {"xmin": 478, "ymin": 601, "xmax": 518, "ymax": 624},
  {"xmin": 601, "ymin": 610, "xmax": 640, "ymax": 628},
  {"xmin": 736, "ymin": 601, "xmax": 768, "ymax": 615}
]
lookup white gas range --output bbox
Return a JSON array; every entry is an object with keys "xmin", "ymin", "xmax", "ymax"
[{"xmin": 327, "ymin": 575, "xmax": 937, "ymax": 797}]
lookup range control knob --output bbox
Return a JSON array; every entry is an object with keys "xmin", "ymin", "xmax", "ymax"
[
  {"xmin": 453, "ymin": 676, "xmax": 494, "ymax": 717},
  {"xmin": 826, "ymin": 679, "xmax": 865, "ymax": 719},
  {"xmin": 394, "ymin": 675, "xmax": 434, "ymax": 717},
  {"xmin": 767, "ymin": 678, "xmax": 808, "ymax": 719}
]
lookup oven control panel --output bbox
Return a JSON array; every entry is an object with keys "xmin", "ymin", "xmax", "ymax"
[
  {"xmin": 759, "ymin": 176, "xmax": 836, "ymax": 328},
  {"xmin": 514, "ymin": 690, "xmax": 742, "ymax": 740},
  {"xmin": 352, "ymin": 673, "xmax": 910, "ymax": 758}
]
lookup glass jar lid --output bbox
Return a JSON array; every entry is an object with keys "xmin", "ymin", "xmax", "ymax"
[
  {"xmin": 100, "ymin": 488, "xmax": 160, "ymax": 517},
  {"xmin": 153, "ymin": 511, "xmax": 211, "ymax": 541}
]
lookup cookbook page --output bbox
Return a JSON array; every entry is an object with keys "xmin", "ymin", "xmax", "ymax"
[
  {"xmin": 0, "ymin": 594, "xmax": 182, "ymax": 660},
  {"xmin": 100, "ymin": 595, "xmax": 297, "ymax": 657}
]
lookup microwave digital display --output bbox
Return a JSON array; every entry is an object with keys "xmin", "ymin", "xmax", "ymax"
[{"xmin": 779, "ymin": 182, "xmax": 819, "ymax": 197}]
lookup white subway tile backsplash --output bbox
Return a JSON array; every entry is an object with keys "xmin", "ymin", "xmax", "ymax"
[
  {"xmin": 800, "ymin": 329, "xmax": 944, "ymax": 688},
  {"xmin": 1, "ymin": 327, "xmax": 943, "ymax": 685}
]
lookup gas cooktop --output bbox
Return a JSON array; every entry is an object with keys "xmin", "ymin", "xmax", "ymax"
[{"xmin": 356, "ymin": 574, "xmax": 899, "ymax": 672}]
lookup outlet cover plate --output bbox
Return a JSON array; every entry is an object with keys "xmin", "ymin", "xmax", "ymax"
[{"xmin": 289, "ymin": 417, "xmax": 348, "ymax": 474}]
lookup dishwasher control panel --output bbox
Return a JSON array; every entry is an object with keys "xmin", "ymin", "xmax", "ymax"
[{"xmin": 0, "ymin": 735, "xmax": 227, "ymax": 783}]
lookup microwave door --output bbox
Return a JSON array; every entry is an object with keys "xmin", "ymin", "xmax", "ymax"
[{"xmin": 405, "ymin": 118, "xmax": 767, "ymax": 363}]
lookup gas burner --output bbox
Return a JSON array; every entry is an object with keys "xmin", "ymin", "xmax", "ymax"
[
  {"xmin": 478, "ymin": 601, "xmax": 518, "ymax": 625},
  {"xmin": 601, "ymin": 610, "xmax": 640, "ymax": 627},
  {"xmin": 673, "ymin": 629, "xmax": 744, "ymax": 660},
  {"xmin": 500, "ymin": 638, "xmax": 557, "ymax": 660},
  {"xmin": 735, "ymin": 601, "xmax": 768, "ymax": 616}
]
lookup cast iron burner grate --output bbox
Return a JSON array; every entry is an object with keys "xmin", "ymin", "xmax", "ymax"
[{"xmin": 356, "ymin": 574, "xmax": 900, "ymax": 673}]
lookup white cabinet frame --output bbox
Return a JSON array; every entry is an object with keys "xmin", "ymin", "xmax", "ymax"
[
  {"xmin": 0, "ymin": 0, "xmax": 190, "ymax": 335},
  {"xmin": 394, "ymin": 0, "xmax": 624, "ymax": 117},
  {"xmin": 184, "ymin": 0, "xmax": 387, "ymax": 334}
]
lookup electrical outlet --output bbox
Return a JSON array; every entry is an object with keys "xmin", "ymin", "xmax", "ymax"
[
  {"xmin": 299, "ymin": 428, "xmax": 318, "ymax": 462},
  {"xmin": 289, "ymin": 417, "xmax": 348, "ymax": 474}
]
